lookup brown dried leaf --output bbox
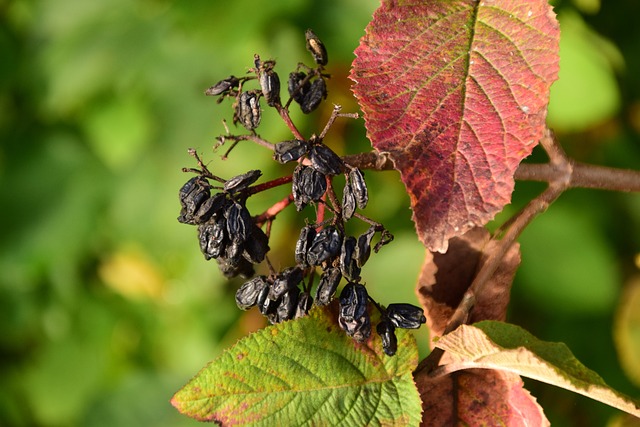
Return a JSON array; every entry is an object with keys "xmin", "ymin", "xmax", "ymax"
[
  {"xmin": 416, "ymin": 227, "xmax": 520, "ymax": 342},
  {"xmin": 415, "ymin": 368, "xmax": 549, "ymax": 427}
]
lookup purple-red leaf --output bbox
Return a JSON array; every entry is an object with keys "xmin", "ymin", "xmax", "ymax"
[{"xmin": 351, "ymin": 0, "xmax": 560, "ymax": 252}]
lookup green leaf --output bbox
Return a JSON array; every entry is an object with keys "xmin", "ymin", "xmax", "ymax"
[
  {"xmin": 171, "ymin": 306, "xmax": 422, "ymax": 426},
  {"xmin": 434, "ymin": 321, "xmax": 640, "ymax": 417}
]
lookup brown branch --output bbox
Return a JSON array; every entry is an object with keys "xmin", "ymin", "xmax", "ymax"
[{"xmin": 516, "ymin": 162, "xmax": 640, "ymax": 192}]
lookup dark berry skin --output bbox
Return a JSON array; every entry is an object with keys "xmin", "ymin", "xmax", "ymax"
[
  {"xmin": 295, "ymin": 225, "xmax": 317, "ymax": 268},
  {"xmin": 315, "ymin": 267, "xmax": 342, "ymax": 306},
  {"xmin": 300, "ymin": 78, "xmax": 327, "ymax": 114},
  {"xmin": 386, "ymin": 303, "xmax": 426, "ymax": 329},
  {"xmin": 306, "ymin": 226, "xmax": 342, "ymax": 266},
  {"xmin": 305, "ymin": 29, "xmax": 328, "ymax": 66},
  {"xmin": 376, "ymin": 320, "xmax": 397, "ymax": 356},
  {"xmin": 308, "ymin": 144, "xmax": 342, "ymax": 176},
  {"xmin": 273, "ymin": 139, "xmax": 309, "ymax": 164},
  {"xmin": 224, "ymin": 170, "xmax": 262, "ymax": 194},
  {"xmin": 236, "ymin": 276, "xmax": 268, "ymax": 310}
]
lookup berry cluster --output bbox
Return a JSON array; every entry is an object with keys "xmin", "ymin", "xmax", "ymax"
[{"xmin": 178, "ymin": 30, "xmax": 425, "ymax": 356}]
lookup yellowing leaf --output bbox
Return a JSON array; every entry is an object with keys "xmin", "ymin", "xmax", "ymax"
[{"xmin": 434, "ymin": 321, "xmax": 640, "ymax": 418}]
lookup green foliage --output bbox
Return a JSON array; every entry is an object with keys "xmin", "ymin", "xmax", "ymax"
[
  {"xmin": 172, "ymin": 306, "xmax": 421, "ymax": 426},
  {"xmin": 1, "ymin": 0, "xmax": 639, "ymax": 426}
]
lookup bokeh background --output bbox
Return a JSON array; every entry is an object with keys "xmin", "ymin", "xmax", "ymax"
[{"xmin": 1, "ymin": 0, "xmax": 639, "ymax": 426}]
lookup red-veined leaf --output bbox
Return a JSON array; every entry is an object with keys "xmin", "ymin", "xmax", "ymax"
[{"xmin": 351, "ymin": 0, "xmax": 560, "ymax": 252}]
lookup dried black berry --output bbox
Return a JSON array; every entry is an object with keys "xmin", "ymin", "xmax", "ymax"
[
  {"xmin": 309, "ymin": 144, "xmax": 343, "ymax": 175},
  {"xmin": 273, "ymin": 139, "xmax": 309, "ymax": 164},
  {"xmin": 300, "ymin": 78, "xmax": 327, "ymax": 114},
  {"xmin": 340, "ymin": 236, "xmax": 361, "ymax": 282},
  {"xmin": 205, "ymin": 76, "xmax": 240, "ymax": 96},
  {"xmin": 295, "ymin": 225, "xmax": 316, "ymax": 267},
  {"xmin": 269, "ymin": 267, "xmax": 304, "ymax": 301},
  {"xmin": 288, "ymin": 71, "xmax": 310, "ymax": 105},
  {"xmin": 191, "ymin": 192, "xmax": 228, "ymax": 225},
  {"xmin": 339, "ymin": 283, "xmax": 368, "ymax": 320},
  {"xmin": 305, "ymin": 29, "xmax": 328, "ymax": 66},
  {"xmin": 376, "ymin": 320, "xmax": 397, "ymax": 356},
  {"xmin": 243, "ymin": 225, "xmax": 270, "ymax": 264},
  {"xmin": 355, "ymin": 226, "xmax": 376, "ymax": 268},
  {"xmin": 342, "ymin": 180, "xmax": 356, "ymax": 220},
  {"xmin": 276, "ymin": 287, "xmax": 300, "ymax": 322},
  {"xmin": 349, "ymin": 168, "xmax": 368, "ymax": 210},
  {"xmin": 224, "ymin": 170, "xmax": 262, "ymax": 194},
  {"xmin": 315, "ymin": 267, "xmax": 342, "ymax": 306},
  {"xmin": 338, "ymin": 311, "xmax": 371, "ymax": 343},
  {"xmin": 307, "ymin": 226, "xmax": 342, "ymax": 266},
  {"xmin": 257, "ymin": 283, "xmax": 278, "ymax": 316},
  {"xmin": 236, "ymin": 275, "xmax": 268, "ymax": 310},
  {"xmin": 198, "ymin": 217, "xmax": 227, "ymax": 260},
  {"xmin": 295, "ymin": 292, "xmax": 313, "ymax": 319},
  {"xmin": 236, "ymin": 91, "xmax": 261, "ymax": 130},
  {"xmin": 292, "ymin": 165, "xmax": 327, "ymax": 211},
  {"xmin": 224, "ymin": 202, "xmax": 252, "ymax": 243},
  {"xmin": 386, "ymin": 303, "xmax": 426, "ymax": 329},
  {"xmin": 178, "ymin": 176, "xmax": 211, "ymax": 224},
  {"xmin": 259, "ymin": 64, "xmax": 281, "ymax": 107},
  {"xmin": 217, "ymin": 256, "xmax": 254, "ymax": 279},
  {"xmin": 224, "ymin": 239, "xmax": 244, "ymax": 265}
]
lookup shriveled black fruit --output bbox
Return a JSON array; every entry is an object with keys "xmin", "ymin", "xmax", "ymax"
[
  {"xmin": 236, "ymin": 91, "xmax": 261, "ymax": 130},
  {"xmin": 205, "ymin": 76, "xmax": 239, "ymax": 96},
  {"xmin": 224, "ymin": 202, "xmax": 252, "ymax": 243},
  {"xmin": 191, "ymin": 192, "xmax": 228, "ymax": 225},
  {"xmin": 342, "ymin": 180, "xmax": 356, "ymax": 220},
  {"xmin": 339, "ymin": 282, "xmax": 368, "ymax": 320},
  {"xmin": 376, "ymin": 320, "xmax": 397, "ymax": 356},
  {"xmin": 338, "ymin": 311, "xmax": 371, "ymax": 343},
  {"xmin": 243, "ymin": 225, "xmax": 270, "ymax": 264},
  {"xmin": 198, "ymin": 217, "xmax": 227, "ymax": 260},
  {"xmin": 305, "ymin": 29, "xmax": 328, "ymax": 66},
  {"xmin": 292, "ymin": 165, "xmax": 327, "ymax": 211},
  {"xmin": 295, "ymin": 225, "xmax": 316, "ymax": 267},
  {"xmin": 224, "ymin": 239, "xmax": 243, "ymax": 265},
  {"xmin": 349, "ymin": 168, "xmax": 368, "ymax": 210},
  {"xmin": 217, "ymin": 256, "xmax": 254, "ymax": 279},
  {"xmin": 276, "ymin": 287, "xmax": 300, "ymax": 322},
  {"xmin": 269, "ymin": 267, "xmax": 304, "ymax": 301},
  {"xmin": 273, "ymin": 139, "xmax": 309, "ymax": 164},
  {"xmin": 295, "ymin": 292, "xmax": 313, "ymax": 319},
  {"xmin": 307, "ymin": 226, "xmax": 342, "ymax": 266},
  {"xmin": 386, "ymin": 303, "xmax": 426, "ymax": 329},
  {"xmin": 178, "ymin": 176, "xmax": 211, "ymax": 224},
  {"xmin": 224, "ymin": 169, "xmax": 262, "ymax": 193},
  {"xmin": 236, "ymin": 276, "xmax": 268, "ymax": 310},
  {"xmin": 257, "ymin": 283, "xmax": 278, "ymax": 315},
  {"xmin": 340, "ymin": 236, "xmax": 361, "ymax": 282},
  {"xmin": 259, "ymin": 64, "xmax": 281, "ymax": 107},
  {"xmin": 300, "ymin": 78, "xmax": 327, "ymax": 114},
  {"xmin": 315, "ymin": 267, "xmax": 342, "ymax": 306},
  {"xmin": 288, "ymin": 71, "xmax": 310, "ymax": 105},
  {"xmin": 309, "ymin": 144, "xmax": 342, "ymax": 175},
  {"xmin": 355, "ymin": 226, "xmax": 376, "ymax": 268}
]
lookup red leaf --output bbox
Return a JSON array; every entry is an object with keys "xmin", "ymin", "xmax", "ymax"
[
  {"xmin": 351, "ymin": 0, "xmax": 560, "ymax": 252},
  {"xmin": 415, "ymin": 369, "xmax": 549, "ymax": 426}
]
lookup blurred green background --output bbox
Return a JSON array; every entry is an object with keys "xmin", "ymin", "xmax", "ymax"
[{"xmin": 1, "ymin": 0, "xmax": 639, "ymax": 426}]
